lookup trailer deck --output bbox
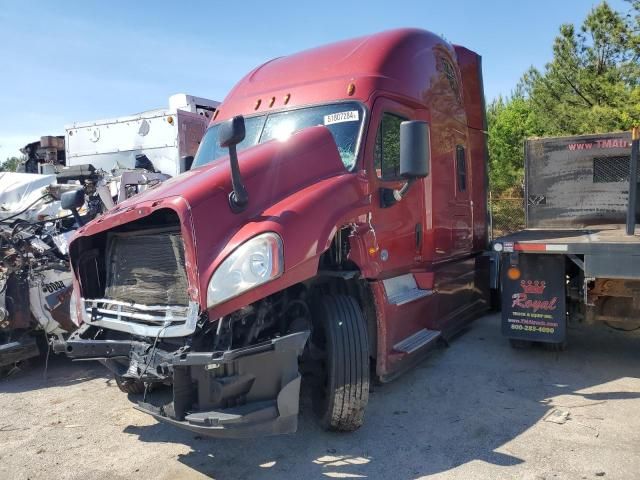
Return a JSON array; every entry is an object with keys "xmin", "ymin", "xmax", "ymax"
[
  {"xmin": 495, "ymin": 225, "xmax": 640, "ymax": 280},
  {"xmin": 497, "ymin": 224, "xmax": 640, "ymax": 248}
]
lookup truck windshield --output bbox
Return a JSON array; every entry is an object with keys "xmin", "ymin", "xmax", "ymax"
[{"xmin": 192, "ymin": 102, "xmax": 365, "ymax": 170}]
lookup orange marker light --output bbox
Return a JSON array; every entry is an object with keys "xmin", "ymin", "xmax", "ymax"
[
  {"xmin": 347, "ymin": 83, "xmax": 356, "ymax": 96},
  {"xmin": 284, "ymin": 93, "xmax": 291, "ymax": 104},
  {"xmin": 254, "ymin": 99, "xmax": 262, "ymax": 110},
  {"xmin": 269, "ymin": 96, "xmax": 276, "ymax": 107},
  {"xmin": 368, "ymin": 247, "xmax": 377, "ymax": 256},
  {"xmin": 507, "ymin": 267, "xmax": 521, "ymax": 281},
  {"xmin": 167, "ymin": 116, "xmax": 174, "ymax": 124}
]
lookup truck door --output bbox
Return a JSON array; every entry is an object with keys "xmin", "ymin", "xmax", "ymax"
[
  {"xmin": 450, "ymin": 139, "xmax": 473, "ymax": 256},
  {"xmin": 365, "ymin": 98, "xmax": 425, "ymax": 274}
]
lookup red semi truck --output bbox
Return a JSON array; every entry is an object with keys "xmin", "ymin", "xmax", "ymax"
[{"xmin": 55, "ymin": 29, "xmax": 491, "ymax": 437}]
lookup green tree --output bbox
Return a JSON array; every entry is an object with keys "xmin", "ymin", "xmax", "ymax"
[
  {"xmin": 487, "ymin": 94, "xmax": 542, "ymax": 194},
  {"xmin": 488, "ymin": 1, "xmax": 640, "ymax": 195},
  {"xmin": 522, "ymin": 1, "xmax": 640, "ymax": 133},
  {"xmin": 0, "ymin": 157, "xmax": 23, "ymax": 172}
]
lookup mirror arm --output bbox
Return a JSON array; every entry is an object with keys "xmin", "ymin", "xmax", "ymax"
[
  {"xmin": 380, "ymin": 178, "xmax": 417, "ymax": 208},
  {"xmin": 394, "ymin": 178, "xmax": 416, "ymax": 201},
  {"xmin": 70, "ymin": 208, "xmax": 84, "ymax": 226},
  {"xmin": 228, "ymin": 144, "xmax": 249, "ymax": 213}
]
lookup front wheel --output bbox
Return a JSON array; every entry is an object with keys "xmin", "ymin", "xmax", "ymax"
[{"xmin": 311, "ymin": 294, "xmax": 370, "ymax": 432}]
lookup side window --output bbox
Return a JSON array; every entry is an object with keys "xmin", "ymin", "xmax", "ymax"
[
  {"xmin": 374, "ymin": 113, "xmax": 407, "ymax": 180},
  {"xmin": 456, "ymin": 145, "xmax": 467, "ymax": 192}
]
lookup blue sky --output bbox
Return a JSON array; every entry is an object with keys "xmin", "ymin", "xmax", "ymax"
[{"xmin": 0, "ymin": 0, "xmax": 631, "ymax": 160}]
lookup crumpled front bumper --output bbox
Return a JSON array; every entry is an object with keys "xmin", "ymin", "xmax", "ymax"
[{"xmin": 54, "ymin": 329, "xmax": 309, "ymax": 438}]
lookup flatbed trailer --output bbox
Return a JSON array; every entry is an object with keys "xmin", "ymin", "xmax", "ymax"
[{"xmin": 493, "ymin": 130, "xmax": 640, "ymax": 347}]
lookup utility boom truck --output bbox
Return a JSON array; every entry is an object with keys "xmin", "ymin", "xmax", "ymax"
[{"xmin": 56, "ymin": 29, "xmax": 491, "ymax": 438}]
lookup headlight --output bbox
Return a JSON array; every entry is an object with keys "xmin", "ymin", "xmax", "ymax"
[{"xmin": 207, "ymin": 232, "xmax": 283, "ymax": 308}]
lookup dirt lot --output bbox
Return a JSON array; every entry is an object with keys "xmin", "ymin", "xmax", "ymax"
[{"xmin": 1, "ymin": 313, "xmax": 639, "ymax": 480}]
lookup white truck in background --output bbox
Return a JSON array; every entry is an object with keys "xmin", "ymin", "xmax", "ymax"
[
  {"xmin": 0, "ymin": 94, "xmax": 219, "ymax": 373},
  {"xmin": 64, "ymin": 93, "xmax": 219, "ymax": 176}
]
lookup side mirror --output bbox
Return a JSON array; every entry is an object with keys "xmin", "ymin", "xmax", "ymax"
[
  {"xmin": 218, "ymin": 116, "xmax": 249, "ymax": 213},
  {"xmin": 61, "ymin": 189, "xmax": 85, "ymax": 210},
  {"xmin": 218, "ymin": 116, "xmax": 246, "ymax": 148},
  {"xmin": 61, "ymin": 189, "xmax": 85, "ymax": 226},
  {"xmin": 180, "ymin": 155, "xmax": 194, "ymax": 173},
  {"xmin": 400, "ymin": 121, "xmax": 430, "ymax": 178}
]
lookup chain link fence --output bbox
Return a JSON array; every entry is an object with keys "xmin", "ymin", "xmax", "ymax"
[{"xmin": 489, "ymin": 194, "xmax": 525, "ymax": 239}]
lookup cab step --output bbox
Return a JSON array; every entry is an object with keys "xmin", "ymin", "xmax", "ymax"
[
  {"xmin": 393, "ymin": 328, "xmax": 441, "ymax": 354},
  {"xmin": 383, "ymin": 274, "xmax": 433, "ymax": 306},
  {"xmin": 388, "ymin": 288, "xmax": 432, "ymax": 306}
]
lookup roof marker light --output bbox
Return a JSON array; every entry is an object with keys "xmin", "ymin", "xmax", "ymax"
[
  {"xmin": 254, "ymin": 99, "xmax": 262, "ymax": 110},
  {"xmin": 269, "ymin": 96, "xmax": 276, "ymax": 108},
  {"xmin": 347, "ymin": 83, "xmax": 356, "ymax": 96},
  {"xmin": 284, "ymin": 93, "xmax": 291, "ymax": 104}
]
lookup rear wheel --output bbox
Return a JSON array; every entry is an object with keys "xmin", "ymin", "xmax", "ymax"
[
  {"xmin": 114, "ymin": 375, "xmax": 146, "ymax": 395},
  {"xmin": 509, "ymin": 339, "xmax": 533, "ymax": 349},
  {"xmin": 311, "ymin": 294, "xmax": 369, "ymax": 432},
  {"xmin": 543, "ymin": 340, "xmax": 567, "ymax": 352}
]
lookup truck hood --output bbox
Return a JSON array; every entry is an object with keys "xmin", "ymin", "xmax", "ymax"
[
  {"xmin": 72, "ymin": 126, "xmax": 358, "ymax": 310},
  {"xmin": 114, "ymin": 125, "xmax": 348, "ymax": 213}
]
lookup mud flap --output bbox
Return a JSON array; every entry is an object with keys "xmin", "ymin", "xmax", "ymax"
[
  {"xmin": 137, "ymin": 330, "xmax": 309, "ymax": 438},
  {"xmin": 501, "ymin": 254, "xmax": 566, "ymax": 343}
]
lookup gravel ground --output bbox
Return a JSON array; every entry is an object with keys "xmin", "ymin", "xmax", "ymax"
[{"xmin": 1, "ymin": 313, "xmax": 639, "ymax": 480}]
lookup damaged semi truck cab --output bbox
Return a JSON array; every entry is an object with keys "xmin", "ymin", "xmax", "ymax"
[{"xmin": 55, "ymin": 29, "xmax": 490, "ymax": 437}]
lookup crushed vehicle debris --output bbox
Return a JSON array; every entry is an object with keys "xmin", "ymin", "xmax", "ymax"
[{"xmin": 0, "ymin": 94, "xmax": 218, "ymax": 372}]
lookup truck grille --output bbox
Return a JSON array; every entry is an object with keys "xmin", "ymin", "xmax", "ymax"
[
  {"xmin": 77, "ymin": 213, "xmax": 199, "ymax": 338},
  {"xmin": 105, "ymin": 229, "xmax": 189, "ymax": 306}
]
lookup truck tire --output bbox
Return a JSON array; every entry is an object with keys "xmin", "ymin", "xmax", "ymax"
[
  {"xmin": 490, "ymin": 286, "xmax": 502, "ymax": 312},
  {"xmin": 114, "ymin": 375, "xmax": 146, "ymax": 395},
  {"xmin": 543, "ymin": 340, "xmax": 567, "ymax": 352},
  {"xmin": 312, "ymin": 295, "xmax": 369, "ymax": 432},
  {"xmin": 509, "ymin": 339, "xmax": 533, "ymax": 349}
]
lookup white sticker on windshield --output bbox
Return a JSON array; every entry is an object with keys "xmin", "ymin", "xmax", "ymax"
[{"xmin": 324, "ymin": 110, "xmax": 359, "ymax": 126}]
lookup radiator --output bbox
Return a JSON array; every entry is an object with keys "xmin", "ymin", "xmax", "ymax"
[{"xmin": 105, "ymin": 229, "xmax": 189, "ymax": 306}]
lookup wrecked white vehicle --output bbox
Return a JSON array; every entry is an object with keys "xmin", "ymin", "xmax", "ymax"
[{"xmin": 0, "ymin": 94, "xmax": 218, "ymax": 372}]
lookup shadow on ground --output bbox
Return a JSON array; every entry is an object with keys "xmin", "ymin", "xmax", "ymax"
[
  {"xmin": 0, "ymin": 350, "xmax": 109, "ymax": 394},
  {"xmin": 121, "ymin": 317, "xmax": 640, "ymax": 479}
]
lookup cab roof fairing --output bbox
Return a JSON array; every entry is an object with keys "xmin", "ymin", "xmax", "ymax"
[{"xmin": 212, "ymin": 28, "xmax": 473, "ymax": 124}]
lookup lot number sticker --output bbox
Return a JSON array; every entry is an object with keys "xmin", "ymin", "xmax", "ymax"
[{"xmin": 324, "ymin": 111, "xmax": 359, "ymax": 126}]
